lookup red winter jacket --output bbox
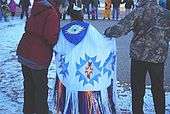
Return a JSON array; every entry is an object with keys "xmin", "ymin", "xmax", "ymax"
[{"xmin": 17, "ymin": 2, "xmax": 60, "ymax": 69}]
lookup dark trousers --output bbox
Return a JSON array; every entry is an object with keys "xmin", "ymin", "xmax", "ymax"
[
  {"xmin": 91, "ymin": 6, "xmax": 98, "ymax": 20},
  {"xmin": 11, "ymin": 12, "xmax": 15, "ymax": 17},
  {"xmin": 20, "ymin": 8, "xmax": 29, "ymax": 20},
  {"xmin": 131, "ymin": 60, "xmax": 165, "ymax": 114},
  {"xmin": 62, "ymin": 13, "xmax": 67, "ymax": 20},
  {"xmin": 112, "ymin": 8, "xmax": 120, "ymax": 20},
  {"xmin": 21, "ymin": 65, "xmax": 49, "ymax": 114},
  {"xmin": 83, "ymin": 4, "xmax": 90, "ymax": 19}
]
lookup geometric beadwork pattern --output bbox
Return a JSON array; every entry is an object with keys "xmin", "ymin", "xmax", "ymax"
[
  {"xmin": 58, "ymin": 54, "xmax": 69, "ymax": 79},
  {"xmin": 102, "ymin": 52, "xmax": 116, "ymax": 78},
  {"xmin": 76, "ymin": 54, "xmax": 102, "ymax": 86}
]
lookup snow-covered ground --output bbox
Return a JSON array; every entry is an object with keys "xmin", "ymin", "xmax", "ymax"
[{"xmin": 0, "ymin": 19, "xmax": 170, "ymax": 114}]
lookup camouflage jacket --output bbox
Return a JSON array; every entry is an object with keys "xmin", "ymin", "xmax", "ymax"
[{"xmin": 105, "ymin": 0, "xmax": 170, "ymax": 63}]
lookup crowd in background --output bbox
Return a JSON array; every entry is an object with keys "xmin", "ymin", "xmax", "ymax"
[
  {"xmin": 59, "ymin": 0, "xmax": 133, "ymax": 20},
  {"xmin": 58, "ymin": 0, "xmax": 170, "ymax": 20},
  {"xmin": 0, "ymin": 0, "xmax": 31, "ymax": 21},
  {"xmin": 0, "ymin": 0, "xmax": 170, "ymax": 22}
]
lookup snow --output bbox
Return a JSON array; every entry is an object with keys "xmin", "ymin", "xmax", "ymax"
[{"xmin": 0, "ymin": 19, "xmax": 170, "ymax": 114}]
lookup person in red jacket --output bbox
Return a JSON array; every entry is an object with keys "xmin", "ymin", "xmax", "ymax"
[{"xmin": 16, "ymin": 0, "xmax": 60, "ymax": 113}]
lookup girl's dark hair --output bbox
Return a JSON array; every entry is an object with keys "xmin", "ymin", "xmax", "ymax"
[{"xmin": 70, "ymin": 10, "xmax": 84, "ymax": 21}]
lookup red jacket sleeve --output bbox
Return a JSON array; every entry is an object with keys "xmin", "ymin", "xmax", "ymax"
[{"xmin": 43, "ymin": 9, "xmax": 60, "ymax": 47}]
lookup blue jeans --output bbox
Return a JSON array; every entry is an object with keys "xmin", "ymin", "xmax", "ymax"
[{"xmin": 112, "ymin": 8, "xmax": 120, "ymax": 20}]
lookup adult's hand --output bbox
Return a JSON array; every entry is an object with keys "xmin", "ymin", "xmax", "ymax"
[{"xmin": 104, "ymin": 27, "xmax": 113, "ymax": 38}]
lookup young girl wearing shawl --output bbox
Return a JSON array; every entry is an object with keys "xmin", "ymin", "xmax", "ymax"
[{"xmin": 53, "ymin": 3, "xmax": 118, "ymax": 114}]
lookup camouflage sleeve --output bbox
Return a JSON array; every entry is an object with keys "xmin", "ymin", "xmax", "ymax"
[
  {"xmin": 166, "ymin": 28, "xmax": 170, "ymax": 41},
  {"xmin": 164, "ymin": 10, "xmax": 170, "ymax": 41},
  {"xmin": 104, "ymin": 9, "xmax": 137, "ymax": 38},
  {"xmin": 167, "ymin": 31, "xmax": 170, "ymax": 41}
]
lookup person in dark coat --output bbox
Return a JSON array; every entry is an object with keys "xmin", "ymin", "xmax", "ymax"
[
  {"xmin": 91, "ymin": 0, "xmax": 100, "ymax": 20},
  {"xmin": 82, "ymin": 0, "xmax": 90, "ymax": 19},
  {"xmin": 67, "ymin": 0, "xmax": 75, "ymax": 16},
  {"xmin": 67, "ymin": 0, "xmax": 82, "ymax": 17},
  {"xmin": 105, "ymin": 0, "xmax": 170, "ymax": 113},
  {"xmin": 112, "ymin": 0, "xmax": 122, "ymax": 20},
  {"xmin": 19, "ymin": 0, "xmax": 31, "ymax": 19},
  {"xmin": 58, "ymin": 0, "xmax": 69, "ymax": 20},
  {"xmin": 122, "ymin": 0, "xmax": 134, "ymax": 15},
  {"xmin": 16, "ymin": 0, "xmax": 60, "ymax": 113}
]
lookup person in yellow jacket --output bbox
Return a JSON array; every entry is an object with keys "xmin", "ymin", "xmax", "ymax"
[{"xmin": 103, "ymin": 0, "xmax": 112, "ymax": 20}]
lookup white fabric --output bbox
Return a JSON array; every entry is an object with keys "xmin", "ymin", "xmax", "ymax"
[{"xmin": 54, "ymin": 24, "xmax": 117, "ymax": 91}]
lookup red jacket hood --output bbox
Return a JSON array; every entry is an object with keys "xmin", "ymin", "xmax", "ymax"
[
  {"xmin": 30, "ymin": 2, "xmax": 51, "ymax": 16},
  {"xmin": 31, "ymin": 1, "xmax": 60, "ymax": 16}
]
